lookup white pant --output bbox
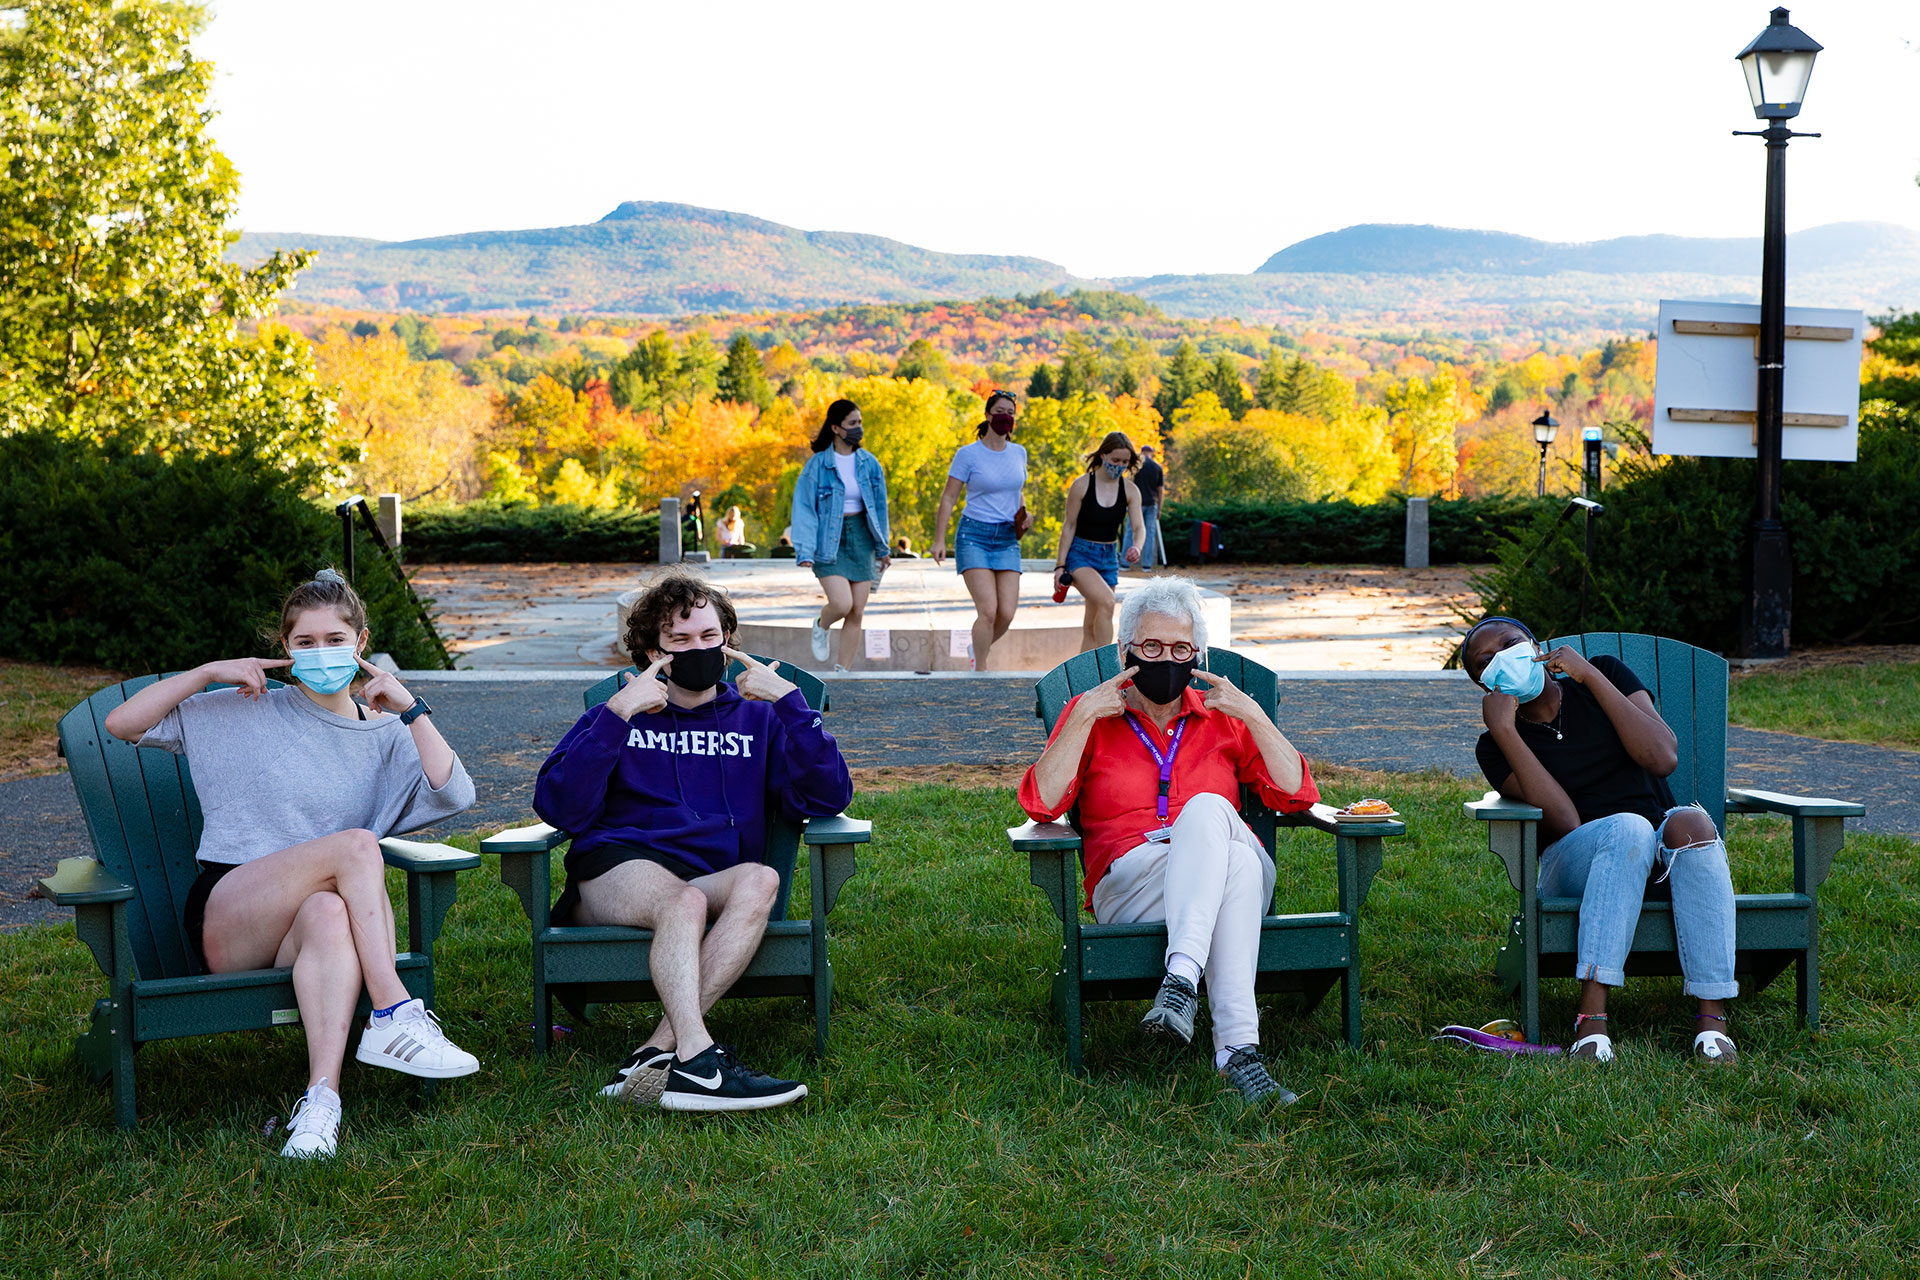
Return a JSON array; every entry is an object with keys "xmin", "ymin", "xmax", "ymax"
[{"xmin": 1089, "ymin": 792, "xmax": 1275, "ymax": 1054}]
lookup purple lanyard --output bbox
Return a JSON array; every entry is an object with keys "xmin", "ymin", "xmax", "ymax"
[{"xmin": 1124, "ymin": 712, "xmax": 1188, "ymax": 822}]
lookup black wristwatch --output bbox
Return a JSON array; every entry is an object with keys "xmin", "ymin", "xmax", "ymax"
[{"xmin": 399, "ymin": 697, "xmax": 434, "ymax": 726}]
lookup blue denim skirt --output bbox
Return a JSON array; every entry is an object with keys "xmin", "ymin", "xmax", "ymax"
[
  {"xmin": 954, "ymin": 516, "xmax": 1021, "ymax": 573},
  {"xmin": 1063, "ymin": 536, "xmax": 1118, "ymax": 588},
  {"xmin": 814, "ymin": 511, "xmax": 880, "ymax": 584}
]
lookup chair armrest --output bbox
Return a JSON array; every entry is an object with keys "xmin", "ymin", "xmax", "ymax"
[
  {"xmin": 808, "ymin": 841, "xmax": 859, "ymax": 918},
  {"xmin": 1464, "ymin": 791, "xmax": 1543, "ymax": 822},
  {"xmin": 1290, "ymin": 802, "xmax": 1407, "ymax": 838},
  {"xmin": 379, "ymin": 837, "xmax": 482, "ymax": 874},
  {"xmin": 1009, "ymin": 820, "xmax": 1082, "ymax": 852},
  {"xmin": 1725, "ymin": 787, "xmax": 1865, "ymax": 819},
  {"xmin": 803, "ymin": 814, "xmax": 872, "ymax": 845},
  {"xmin": 480, "ymin": 822, "xmax": 568, "ymax": 854},
  {"xmin": 38, "ymin": 857, "xmax": 135, "ymax": 906}
]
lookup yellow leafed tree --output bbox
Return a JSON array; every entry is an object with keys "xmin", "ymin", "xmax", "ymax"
[{"xmin": 311, "ymin": 331, "xmax": 492, "ymax": 501}]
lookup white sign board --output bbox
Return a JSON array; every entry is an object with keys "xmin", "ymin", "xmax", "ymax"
[
  {"xmin": 1652, "ymin": 300, "xmax": 1863, "ymax": 462},
  {"xmin": 863, "ymin": 628, "xmax": 891, "ymax": 660}
]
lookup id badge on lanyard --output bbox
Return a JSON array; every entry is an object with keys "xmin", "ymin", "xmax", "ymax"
[{"xmin": 1124, "ymin": 712, "xmax": 1187, "ymax": 844}]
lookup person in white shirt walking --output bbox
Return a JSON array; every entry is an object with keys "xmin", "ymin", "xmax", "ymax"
[{"xmin": 791, "ymin": 399, "xmax": 891, "ymax": 671}]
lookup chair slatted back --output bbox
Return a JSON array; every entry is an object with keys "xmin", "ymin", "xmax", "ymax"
[
  {"xmin": 58, "ymin": 675, "xmax": 280, "ymax": 981},
  {"xmin": 1545, "ymin": 632, "xmax": 1728, "ymax": 829},
  {"xmin": 583, "ymin": 655, "xmax": 827, "ymax": 921},
  {"xmin": 1033, "ymin": 647, "xmax": 1281, "ymax": 856}
]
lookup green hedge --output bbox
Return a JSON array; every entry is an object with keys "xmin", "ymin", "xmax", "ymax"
[
  {"xmin": 1159, "ymin": 496, "xmax": 1553, "ymax": 564},
  {"xmin": 1471, "ymin": 410, "xmax": 1920, "ymax": 650},
  {"xmin": 0, "ymin": 433, "xmax": 446, "ymax": 672},
  {"xmin": 404, "ymin": 503, "xmax": 661, "ymax": 563}
]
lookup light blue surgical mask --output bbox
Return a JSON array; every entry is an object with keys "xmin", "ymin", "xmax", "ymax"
[
  {"xmin": 1479, "ymin": 641, "xmax": 1546, "ymax": 702},
  {"xmin": 291, "ymin": 645, "xmax": 360, "ymax": 695}
]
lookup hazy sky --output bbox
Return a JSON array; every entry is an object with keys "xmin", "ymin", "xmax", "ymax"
[{"xmin": 202, "ymin": 0, "xmax": 1920, "ymax": 279}]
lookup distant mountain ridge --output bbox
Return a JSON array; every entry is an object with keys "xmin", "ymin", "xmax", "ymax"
[
  {"xmin": 229, "ymin": 202, "xmax": 1920, "ymax": 338},
  {"xmin": 1256, "ymin": 221, "xmax": 1920, "ymax": 276}
]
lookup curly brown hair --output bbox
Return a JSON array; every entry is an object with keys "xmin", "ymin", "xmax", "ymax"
[{"xmin": 622, "ymin": 570, "xmax": 739, "ymax": 663}]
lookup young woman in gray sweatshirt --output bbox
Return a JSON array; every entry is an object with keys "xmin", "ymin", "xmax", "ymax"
[{"xmin": 105, "ymin": 570, "xmax": 480, "ymax": 1159}]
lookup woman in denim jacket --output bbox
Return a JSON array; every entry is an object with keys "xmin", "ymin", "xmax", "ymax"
[{"xmin": 790, "ymin": 398, "xmax": 891, "ymax": 671}]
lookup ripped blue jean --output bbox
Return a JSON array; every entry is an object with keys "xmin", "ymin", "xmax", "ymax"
[{"xmin": 1536, "ymin": 806, "xmax": 1739, "ymax": 1000}]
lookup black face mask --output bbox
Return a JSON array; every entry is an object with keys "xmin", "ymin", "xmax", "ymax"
[
  {"xmin": 1128, "ymin": 650, "xmax": 1199, "ymax": 705},
  {"xmin": 664, "ymin": 643, "xmax": 728, "ymax": 692},
  {"xmin": 840, "ymin": 426, "xmax": 863, "ymax": 446}
]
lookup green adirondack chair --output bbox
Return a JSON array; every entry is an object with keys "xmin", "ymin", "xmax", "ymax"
[
  {"xmin": 1463, "ymin": 632, "xmax": 1866, "ymax": 1045},
  {"xmin": 39, "ymin": 675, "xmax": 480, "ymax": 1131},
  {"xmin": 481, "ymin": 656, "xmax": 869, "ymax": 1057},
  {"xmin": 1007, "ymin": 647, "xmax": 1404, "ymax": 1072}
]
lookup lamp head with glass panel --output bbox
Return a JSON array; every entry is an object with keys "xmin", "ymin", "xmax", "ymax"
[{"xmin": 1737, "ymin": 7, "xmax": 1821, "ymax": 121}]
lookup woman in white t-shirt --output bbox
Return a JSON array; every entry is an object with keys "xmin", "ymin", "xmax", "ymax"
[
  {"xmin": 717, "ymin": 506, "xmax": 749, "ymax": 549},
  {"xmin": 933, "ymin": 390, "xmax": 1031, "ymax": 669},
  {"xmin": 790, "ymin": 398, "xmax": 891, "ymax": 670},
  {"xmin": 102, "ymin": 570, "xmax": 480, "ymax": 1160}
]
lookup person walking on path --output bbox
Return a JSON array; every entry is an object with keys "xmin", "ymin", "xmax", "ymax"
[
  {"xmin": 102, "ymin": 570, "xmax": 481, "ymax": 1160},
  {"xmin": 1461, "ymin": 616, "xmax": 1740, "ymax": 1065},
  {"xmin": 534, "ymin": 572, "xmax": 852, "ymax": 1112},
  {"xmin": 1053, "ymin": 431, "xmax": 1146, "ymax": 652},
  {"xmin": 1124, "ymin": 445, "xmax": 1167, "ymax": 569},
  {"xmin": 792, "ymin": 398, "xmax": 890, "ymax": 671},
  {"xmin": 933, "ymin": 390, "xmax": 1031, "ymax": 669}
]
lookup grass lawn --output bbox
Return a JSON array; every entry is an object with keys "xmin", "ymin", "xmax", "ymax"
[
  {"xmin": 1729, "ymin": 648, "xmax": 1920, "ymax": 751},
  {"xmin": 0, "ymin": 660, "xmax": 124, "ymax": 780},
  {"xmin": 3, "ymin": 766, "xmax": 1917, "ymax": 1277}
]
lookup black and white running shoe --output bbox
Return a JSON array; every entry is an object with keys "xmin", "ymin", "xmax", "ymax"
[
  {"xmin": 659, "ymin": 1044, "xmax": 807, "ymax": 1113},
  {"xmin": 597, "ymin": 1044, "xmax": 673, "ymax": 1107}
]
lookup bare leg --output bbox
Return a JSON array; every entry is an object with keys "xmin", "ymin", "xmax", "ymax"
[
  {"xmin": 202, "ymin": 829, "xmax": 409, "ymax": 1010},
  {"xmin": 1072, "ymin": 570, "xmax": 1116, "ymax": 652},
  {"xmin": 962, "ymin": 568, "xmax": 1002, "ymax": 667},
  {"xmin": 993, "ymin": 570, "xmax": 1021, "ymax": 641},
  {"xmin": 273, "ymin": 891, "xmax": 363, "ymax": 1091},
  {"xmin": 817, "ymin": 575, "xmax": 854, "ymax": 630},
  {"xmin": 574, "ymin": 860, "xmax": 780, "ymax": 1058},
  {"xmin": 836, "ymin": 580, "xmax": 873, "ymax": 668}
]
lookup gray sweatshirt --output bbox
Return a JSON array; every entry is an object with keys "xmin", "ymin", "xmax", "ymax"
[{"xmin": 138, "ymin": 685, "xmax": 476, "ymax": 866}]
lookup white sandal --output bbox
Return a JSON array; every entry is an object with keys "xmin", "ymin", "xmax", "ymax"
[
  {"xmin": 1694, "ymin": 1015, "xmax": 1738, "ymax": 1065},
  {"xmin": 1567, "ymin": 1013, "xmax": 1614, "ymax": 1063}
]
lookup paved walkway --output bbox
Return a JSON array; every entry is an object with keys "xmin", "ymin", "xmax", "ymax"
[
  {"xmin": 411, "ymin": 562, "xmax": 1482, "ymax": 673},
  {"xmin": 6, "ymin": 678, "xmax": 1916, "ymax": 929}
]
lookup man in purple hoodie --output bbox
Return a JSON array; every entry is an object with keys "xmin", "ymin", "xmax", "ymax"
[{"xmin": 534, "ymin": 571, "xmax": 853, "ymax": 1113}]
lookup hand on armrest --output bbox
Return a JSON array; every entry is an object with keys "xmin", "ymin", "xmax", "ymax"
[{"xmin": 480, "ymin": 822, "xmax": 568, "ymax": 853}]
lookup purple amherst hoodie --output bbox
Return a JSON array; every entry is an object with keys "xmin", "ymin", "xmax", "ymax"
[{"xmin": 534, "ymin": 683, "xmax": 853, "ymax": 899}]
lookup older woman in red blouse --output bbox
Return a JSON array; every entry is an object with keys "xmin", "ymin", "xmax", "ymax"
[{"xmin": 1020, "ymin": 576, "xmax": 1318, "ymax": 1105}]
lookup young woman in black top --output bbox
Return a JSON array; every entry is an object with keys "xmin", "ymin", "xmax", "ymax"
[
  {"xmin": 1462, "ymin": 617, "xmax": 1739, "ymax": 1065},
  {"xmin": 1051, "ymin": 432, "xmax": 1148, "ymax": 652}
]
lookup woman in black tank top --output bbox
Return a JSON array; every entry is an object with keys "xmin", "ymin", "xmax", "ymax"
[{"xmin": 1053, "ymin": 431, "xmax": 1148, "ymax": 652}]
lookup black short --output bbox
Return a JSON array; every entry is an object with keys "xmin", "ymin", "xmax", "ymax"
[
  {"xmin": 182, "ymin": 861, "xmax": 239, "ymax": 974},
  {"xmin": 553, "ymin": 843, "xmax": 706, "ymax": 925}
]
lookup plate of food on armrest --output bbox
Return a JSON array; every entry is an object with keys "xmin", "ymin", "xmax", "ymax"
[{"xmin": 1332, "ymin": 798, "xmax": 1400, "ymax": 822}]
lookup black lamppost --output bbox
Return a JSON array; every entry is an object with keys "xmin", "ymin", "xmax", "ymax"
[
  {"xmin": 1734, "ymin": 7, "xmax": 1822, "ymax": 659},
  {"xmin": 1532, "ymin": 409, "xmax": 1560, "ymax": 497}
]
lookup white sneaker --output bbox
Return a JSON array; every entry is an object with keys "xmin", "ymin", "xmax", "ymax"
[
  {"xmin": 355, "ymin": 998, "xmax": 480, "ymax": 1079},
  {"xmin": 809, "ymin": 617, "xmax": 831, "ymax": 662},
  {"xmin": 281, "ymin": 1079, "xmax": 342, "ymax": 1159}
]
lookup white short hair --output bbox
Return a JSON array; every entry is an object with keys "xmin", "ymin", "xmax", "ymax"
[{"xmin": 1116, "ymin": 575, "xmax": 1209, "ymax": 654}]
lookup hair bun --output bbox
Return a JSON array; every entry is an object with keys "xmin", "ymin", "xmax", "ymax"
[{"xmin": 313, "ymin": 568, "xmax": 346, "ymax": 585}]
